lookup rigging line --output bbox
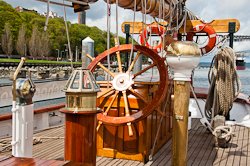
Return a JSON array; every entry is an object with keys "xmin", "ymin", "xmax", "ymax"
[
  {"xmin": 115, "ymin": 0, "xmax": 119, "ymax": 43},
  {"xmin": 144, "ymin": 0, "xmax": 147, "ymax": 24},
  {"xmin": 176, "ymin": 8, "xmax": 187, "ymax": 30},
  {"xmin": 183, "ymin": 7, "xmax": 187, "ymax": 35},
  {"xmin": 157, "ymin": 0, "xmax": 162, "ymax": 29},
  {"xmin": 106, "ymin": 0, "xmax": 111, "ymax": 86},
  {"xmin": 140, "ymin": 0, "xmax": 145, "ymax": 43},
  {"xmin": 44, "ymin": 0, "xmax": 50, "ymax": 32},
  {"xmin": 161, "ymin": 0, "xmax": 165, "ymax": 56},
  {"xmin": 176, "ymin": 2, "xmax": 179, "ymax": 32},
  {"xmin": 141, "ymin": 0, "xmax": 147, "ymax": 32},
  {"xmin": 168, "ymin": 0, "xmax": 173, "ymax": 30},
  {"xmin": 62, "ymin": 0, "xmax": 73, "ymax": 70},
  {"xmin": 128, "ymin": 0, "xmax": 137, "ymax": 69}
]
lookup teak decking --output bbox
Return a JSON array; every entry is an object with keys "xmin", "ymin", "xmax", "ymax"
[{"xmin": 0, "ymin": 119, "xmax": 249, "ymax": 165}]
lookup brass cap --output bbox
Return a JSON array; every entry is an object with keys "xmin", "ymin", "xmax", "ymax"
[{"xmin": 167, "ymin": 41, "xmax": 201, "ymax": 57}]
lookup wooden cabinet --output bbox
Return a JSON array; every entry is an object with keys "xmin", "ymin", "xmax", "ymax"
[{"xmin": 96, "ymin": 82, "xmax": 173, "ymax": 162}]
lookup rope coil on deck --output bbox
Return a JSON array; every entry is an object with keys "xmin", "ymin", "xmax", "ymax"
[
  {"xmin": 212, "ymin": 125, "xmax": 234, "ymax": 148},
  {"xmin": 205, "ymin": 47, "xmax": 241, "ymax": 120}
]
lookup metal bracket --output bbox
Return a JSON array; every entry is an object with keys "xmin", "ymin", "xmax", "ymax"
[{"xmin": 175, "ymin": 114, "xmax": 184, "ymax": 121}]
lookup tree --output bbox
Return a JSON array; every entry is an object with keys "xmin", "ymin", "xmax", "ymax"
[
  {"xmin": 38, "ymin": 31, "xmax": 50, "ymax": 58},
  {"xmin": 1, "ymin": 23, "xmax": 13, "ymax": 57},
  {"xmin": 16, "ymin": 23, "xmax": 26, "ymax": 56},
  {"xmin": 0, "ymin": 1, "xmax": 126, "ymax": 58},
  {"xmin": 29, "ymin": 26, "xmax": 39, "ymax": 58}
]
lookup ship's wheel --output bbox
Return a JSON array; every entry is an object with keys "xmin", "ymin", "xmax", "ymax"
[{"xmin": 87, "ymin": 44, "xmax": 168, "ymax": 135}]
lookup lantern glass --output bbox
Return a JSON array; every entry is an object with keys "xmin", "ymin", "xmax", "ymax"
[{"xmin": 64, "ymin": 68, "xmax": 100, "ymax": 93}]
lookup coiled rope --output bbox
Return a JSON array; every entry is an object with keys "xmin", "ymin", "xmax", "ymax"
[{"xmin": 205, "ymin": 47, "xmax": 241, "ymax": 120}]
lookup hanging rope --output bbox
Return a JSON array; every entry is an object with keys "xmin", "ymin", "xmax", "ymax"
[
  {"xmin": 128, "ymin": 0, "xmax": 137, "ymax": 68},
  {"xmin": 205, "ymin": 47, "xmax": 241, "ymax": 120},
  {"xmin": 106, "ymin": 0, "xmax": 111, "ymax": 88},
  {"xmin": 44, "ymin": 0, "xmax": 50, "ymax": 32},
  {"xmin": 62, "ymin": 0, "xmax": 73, "ymax": 70}
]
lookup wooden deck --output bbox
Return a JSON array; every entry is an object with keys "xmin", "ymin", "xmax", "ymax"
[{"xmin": 0, "ymin": 119, "xmax": 249, "ymax": 165}]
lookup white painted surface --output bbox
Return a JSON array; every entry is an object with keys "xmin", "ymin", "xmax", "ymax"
[
  {"xmin": 12, "ymin": 104, "xmax": 33, "ymax": 157},
  {"xmin": 166, "ymin": 56, "xmax": 200, "ymax": 81},
  {"xmin": 189, "ymin": 98, "xmax": 250, "ymax": 128}
]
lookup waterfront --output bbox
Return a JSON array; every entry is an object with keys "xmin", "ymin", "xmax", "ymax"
[
  {"xmin": 0, "ymin": 62, "xmax": 249, "ymax": 115},
  {"xmin": 194, "ymin": 62, "xmax": 250, "ymax": 95}
]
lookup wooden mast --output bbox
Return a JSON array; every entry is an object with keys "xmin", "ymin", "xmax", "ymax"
[{"xmin": 172, "ymin": 81, "xmax": 190, "ymax": 165}]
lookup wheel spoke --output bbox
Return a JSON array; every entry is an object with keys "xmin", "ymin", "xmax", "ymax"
[
  {"xmin": 129, "ymin": 87, "xmax": 148, "ymax": 103},
  {"xmin": 86, "ymin": 54, "xmax": 115, "ymax": 77},
  {"xmin": 134, "ymin": 81, "xmax": 160, "ymax": 85},
  {"xmin": 103, "ymin": 91, "xmax": 119, "ymax": 115},
  {"xmin": 96, "ymin": 81, "xmax": 112, "ymax": 85},
  {"xmin": 127, "ymin": 122, "xmax": 133, "ymax": 137},
  {"xmin": 97, "ymin": 91, "xmax": 118, "ymax": 132},
  {"xmin": 122, "ymin": 91, "xmax": 130, "ymax": 117},
  {"xmin": 114, "ymin": 38, "xmax": 123, "ymax": 73},
  {"xmin": 97, "ymin": 88, "xmax": 114, "ymax": 99},
  {"xmin": 122, "ymin": 91, "xmax": 134, "ymax": 136},
  {"xmin": 96, "ymin": 121, "xmax": 102, "ymax": 132},
  {"xmin": 133, "ymin": 62, "xmax": 157, "ymax": 78},
  {"xmin": 127, "ymin": 51, "xmax": 141, "ymax": 73}
]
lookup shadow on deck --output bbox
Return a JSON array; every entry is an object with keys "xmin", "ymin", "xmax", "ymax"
[{"xmin": 0, "ymin": 119, "xmax": 249, "ymax": 165}]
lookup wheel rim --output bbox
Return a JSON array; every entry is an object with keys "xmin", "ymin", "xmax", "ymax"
[{"xmin": 87, "ymin": 44, "xmax": 168, "ymax": 125}]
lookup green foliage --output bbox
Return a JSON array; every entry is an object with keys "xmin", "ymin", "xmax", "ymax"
[
  {"xmin": 0, "ymin": 1, "xmax": 126, "ymax": 57},
  {"xmin": 1, "ymin": 23, "xmax": 13, "ymax": 56}
]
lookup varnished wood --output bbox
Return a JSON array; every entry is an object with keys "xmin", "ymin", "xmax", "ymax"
[
  {"xmin": 179, "ymin": 19, "xmax": 240, "ymax": 33},
  {"xmin": 0, "ymin": 157, "xmax": 66, "ymax": 166},
  {"xmin": 1, "ymin": 119, "xmax": 250, "ymax": 165},
  {"xmin": 133, "ymin": 63, "xmax": 157, "ymax": 78},
  {"xmin": 62, "ymin": 110, "xmax": 99, "ymax": 166},
  {"xmin": 121, "ymin": 19, "xmax": 240, "ymax": 34},
  {"xmin": 96, "ymin": 83, "xmax": 173, "ymax": 162},
  {"xmin": 127, "ymin": 51, "xmax": 141, "ymax": 73},
  {"xmin": 172, "ymin": 81, "xmax": 190, "ymax": 166},
  {"xmin": 97, "ymin": 88, "xmax": 114, "ymax": 99},
  {"xmin": 86, "ymin": 54, "xmax": 115, "ymax": 77},
  {"xmin": 114, "ymin": 38, "xmax": 123, "ymax": 73}
]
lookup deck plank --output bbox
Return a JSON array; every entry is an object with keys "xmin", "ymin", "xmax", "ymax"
[
  {"xmin": 224, "ymin": 125, "xmax": 239, "ymax": 166},
  {"xmin": 1, "ymin": 119, "xmax": 250, "ymax": 166},
  {"xmin": 105, "ymin": 158, "xmax": 121, "ymax": 166},
  {"xmin": 239, "ymin": 126, "xmax": 247, "ymax": 165},
  {"xmin": 232, "ymin": 126, "xmax": 244, "ymax": 166},
  {"xmin": 191, "ymin": 130, "xmax": 214, "ymax": 165},
  {"xmin": 246, "ymin": 127, "xmax": 250, "ymax": 165},
  {"xmin": 156, "ymin": 118, "xmax": 202, "ymax": 166}
]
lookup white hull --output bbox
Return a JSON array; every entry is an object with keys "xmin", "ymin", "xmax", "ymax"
[{"xmin": 189, "ymin": 97, "xmax": 250, "ymax": 128}]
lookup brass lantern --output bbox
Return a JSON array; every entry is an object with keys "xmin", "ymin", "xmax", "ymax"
[{"xmin": 63, "ymin": 68, "xmax": 100, "ymax": 112}]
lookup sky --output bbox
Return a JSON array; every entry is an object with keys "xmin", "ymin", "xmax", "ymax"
[{"xmin": 3, "ymin": 0, "xmax": 250, "ymax": 53}]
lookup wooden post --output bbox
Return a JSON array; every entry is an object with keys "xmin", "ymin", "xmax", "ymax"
[
  {"xmin": 61, "ymin": 110, "xmax": 100, "ymax": 165},
  {"xmin": 172, "ymin": 81, "xmax": 190, "ymax": 166}
]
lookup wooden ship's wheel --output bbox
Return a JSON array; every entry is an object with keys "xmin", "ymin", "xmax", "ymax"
[{"xmin": 87, "ymin": 44, "xmax": 169, "ymax": 136}]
